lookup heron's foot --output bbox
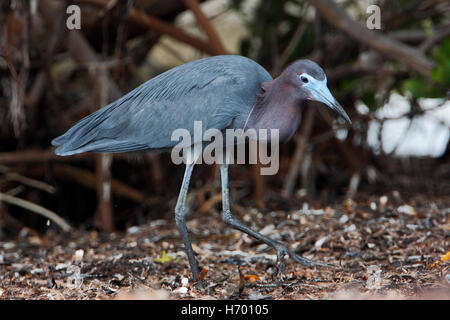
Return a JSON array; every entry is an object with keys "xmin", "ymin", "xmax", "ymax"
[
  {"xmin": 194, "ymin": 279, "xmax": 205, "ymax": 289},
  {"xmin": 189, "ymin": 265, "xmax": 205, "ymax": 289},
  {"xmin": 272, "ymin": 243, "xmax": 331, "ymax": 279}
]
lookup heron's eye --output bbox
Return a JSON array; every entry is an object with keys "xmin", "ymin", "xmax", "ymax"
[{"xmin": 300, "ymin": 76, "xmax": 309, "ymax": 84}]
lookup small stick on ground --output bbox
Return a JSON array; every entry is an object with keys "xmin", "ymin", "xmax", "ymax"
[{"xmin": 0, "ymin": 192, "xmax": 72, "ymax": 231}]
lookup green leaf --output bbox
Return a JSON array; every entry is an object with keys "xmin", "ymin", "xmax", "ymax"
[
  {"xmin": 402, "ymin": 39, "xmax": 450, "ymax": 98},
  {"xmin": 361, "ymin": 92, "xmax": 376, "ymax": 111},
  {"xmin": 403, "ymin": 78, "xmax": 444, "ymax": 98},
  {"xmin": 154, "ymin": 250, "xmax": 179, "ymax": 264},
  {"xmin": 431, "ymin": 39, "xmax": 450, "ymax": 87}
]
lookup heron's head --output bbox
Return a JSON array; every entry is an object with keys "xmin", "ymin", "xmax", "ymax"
[{"xmin": 281, "ymin": 59, "xmax": 351, "ymax": 124}]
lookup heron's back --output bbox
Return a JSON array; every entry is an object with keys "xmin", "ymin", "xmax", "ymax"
[{"xmin": 52, "ymin": 55, "xmax": 272, "ymax": 156}]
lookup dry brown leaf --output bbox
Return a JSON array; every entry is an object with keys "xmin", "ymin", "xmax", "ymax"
[
  {"xmin": 243, "ymin": 274, "xmax": 260, "ymax": 283},
  {"xmin": 193, "ymin": 266, "xmax": 208, "ymax": 283}
]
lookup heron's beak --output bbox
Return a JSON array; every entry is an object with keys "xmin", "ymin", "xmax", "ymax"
[{"xmin": 308, "ymin": 83, "xmax": 352, "ymax": 124}]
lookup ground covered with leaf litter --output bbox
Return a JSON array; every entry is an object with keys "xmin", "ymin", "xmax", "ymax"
[{"xmin": 0, "ymin": 192, "xmax": 449, "ymax": 300}]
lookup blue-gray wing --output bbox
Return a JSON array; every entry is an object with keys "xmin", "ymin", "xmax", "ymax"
[{"xmin": 52, "ymin": 55, "xmax": 272, "ymax": 156}]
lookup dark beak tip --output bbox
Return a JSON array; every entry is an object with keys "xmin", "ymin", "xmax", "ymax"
[
  {"xmin": 333, "ymin": 102, "xmax": 351, "ymax": 125},
  {"xmin": 333, "ymin": 106, "xmax": 352, "ymax": 125},
  {"xmin": 344, "ymin": 115, "xmax": 352, "ymax": 125},
  {"xmin": 311, "ymin": 86, "xmax": 352, "ymax": 125}
]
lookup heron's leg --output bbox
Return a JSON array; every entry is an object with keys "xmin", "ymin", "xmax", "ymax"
[
  {"xmin": 175, "ymin": 163, "xmax": 201, "ymax": 283},
  {"xmin": 219, "ymin": 163, "xmax": 328, "ymax": 278}
]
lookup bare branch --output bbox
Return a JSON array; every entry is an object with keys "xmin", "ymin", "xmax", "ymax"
[
  {"xmin": 273, "ymin": 22, "xmax": 307, "ymax": 75},
  {"xmin": 306, "ymin": 0, "xmax": 434, "ymax": 78},
  {"xmin": 283, "ymin": 107, "xmax": 316, "ymax": 195},
  {"xmin": 183, "ymin": 0, "xmax": 228, "ymax": 54},
  {"xmin": 74, "ymin": 0, "xmax": 219, "ymax": 56}
]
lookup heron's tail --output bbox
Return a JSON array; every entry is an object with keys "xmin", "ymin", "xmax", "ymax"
[
  {"xmin": 51, "ymin": 101, "xmax": 123, "ymax": 156},
  {"xmin": 52, "ymin": 111, "xmax": 107, "ymax": 156},
  {"xmin": 52, "ymin": 98, "xmax": 149, "ymax": 156}
]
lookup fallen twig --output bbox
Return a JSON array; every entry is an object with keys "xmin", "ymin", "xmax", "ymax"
[
  {"xmin": 0, "ymin": 192, "xmax": 72, "ymax": 231},
  {"xmin": 1, "ymin": 169, "xmax": 56, "ymax": 194},
  {"xmin": 52, "ymin": 164, "xmax": 150, "ymax": 204}
]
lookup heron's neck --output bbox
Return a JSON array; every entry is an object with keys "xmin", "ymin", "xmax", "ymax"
[
  {"xmin": 244, "ymin": 79, "xmax": 302, "ymax": 142},
  {"xmin": 262, "ymin": 78, "xmax": 300, "ymax": 103}
]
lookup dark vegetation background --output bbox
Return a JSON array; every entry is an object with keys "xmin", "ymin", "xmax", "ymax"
[{"xmin": 0, "ymin": 0, "xmax": 449, "ymax": 236}]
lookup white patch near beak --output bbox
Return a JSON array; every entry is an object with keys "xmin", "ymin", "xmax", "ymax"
[{"xmin": 298, "ymin": 73, "xmax": 351, "ymax": 124}]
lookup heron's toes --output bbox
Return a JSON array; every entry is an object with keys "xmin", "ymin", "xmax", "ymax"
[
  {"xmin": 288, "ymin": 249, "xmax": 331, "ymax": 268},
  {"xmin": 272, "ymin": 244, "xmax": 294, "ymax": 280},
  {"xmin": 274, "ymin": 247, "xmax": 287, "ymax": 279},
  {"xmin": 274, "ymin": 244, "xmax": 330, "ymax": 275},
  {"xmin": 194, "ymin": 279, "xmax": 205, "ymax": 289}
]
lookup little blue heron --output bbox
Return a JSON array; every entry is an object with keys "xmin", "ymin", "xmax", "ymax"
[{"xmin": 52, "ymin": 55, "xmax": 351, "ymax": 282}]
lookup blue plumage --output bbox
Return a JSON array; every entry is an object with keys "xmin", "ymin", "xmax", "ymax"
[{"xmin": 52, "ymin": 55, "xmax": 271, "ymax": 155}]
